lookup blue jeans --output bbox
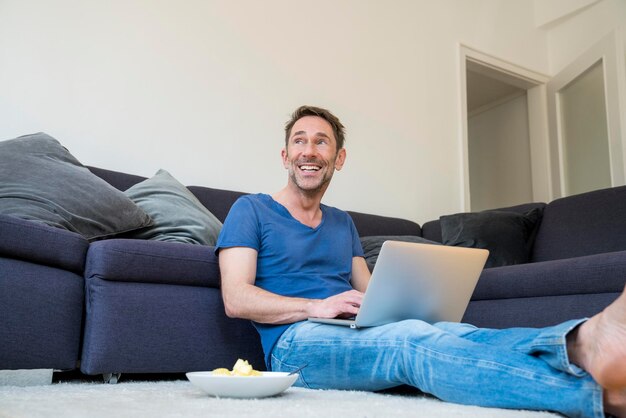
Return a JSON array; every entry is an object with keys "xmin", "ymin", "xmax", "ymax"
[{"xmin": 270, "ymin": 319, "xmax": 603, "ymax": 418}]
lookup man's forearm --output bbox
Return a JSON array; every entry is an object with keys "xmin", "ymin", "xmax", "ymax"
[
  {"xmin": 223, "ymin": 283, "xmax": 363, "ymax": 325},
  {"xmin": 223, "ymin": 282, "xmax": 320, "ymax": 324}
]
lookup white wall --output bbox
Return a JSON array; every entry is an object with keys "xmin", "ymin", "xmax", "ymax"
[
  {"xmin": 468, "ymin": 94, "xmax": 533, "ymax": 211},
  {"xmin": 0, "ymin": 0, "xmax": 555, "ymax": 224},
  {"xmin": 545, "ymin": 0, "xmax": 626, "ymax": 73},
  {"xmin": 533, "ymin": 0, "xmax": 602, "ymax": 29}
]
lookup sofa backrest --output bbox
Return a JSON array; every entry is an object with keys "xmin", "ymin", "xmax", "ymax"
[
  {"xmin": 87, "ymin": 167, "xmax": 247, "ymax": 223},
  {"xmin": 88, "ymin": 166, "xmax": 421, "ymax": 238},
  {"xmin": 347, "ymin": 210, "xmax": 421, "ymax": 237},
  {"xmin": 531, "ymin": 185, "xmax": 626, "ymax": 262},
  {"xmin": 187, "ymin": 185, "xmax": 246, "ymax": 223},
  {"xmin": 87, "ymin": 166, "xmax": 147, "ymax": 192}
]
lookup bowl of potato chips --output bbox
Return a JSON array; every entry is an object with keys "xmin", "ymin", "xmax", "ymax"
[{"xmin": 186, "ymin": 359, "xmax": 299, "ymax": 398}]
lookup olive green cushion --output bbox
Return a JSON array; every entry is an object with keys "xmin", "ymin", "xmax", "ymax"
[{"xmin": 124, "ymin": 169, "xmax": 222, "ymax": 245}]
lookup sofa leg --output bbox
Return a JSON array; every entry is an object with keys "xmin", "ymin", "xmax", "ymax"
[{"xmin": 102, "ymin": 373, "xmax": 121, "ymax": 384}]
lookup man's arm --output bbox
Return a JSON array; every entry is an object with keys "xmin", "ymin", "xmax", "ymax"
[
  {"xmin": 219, "ymin": 247, "xmax": 364, "ymax": 324},
  {"xmin": 350, "ymin": 256, "xmax": 371, "ymax": 292}
]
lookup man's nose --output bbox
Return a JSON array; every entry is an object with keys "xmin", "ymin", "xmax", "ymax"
[{"xmin": 302, "ymin": 142, "xmax": 318, "ymax": 157}]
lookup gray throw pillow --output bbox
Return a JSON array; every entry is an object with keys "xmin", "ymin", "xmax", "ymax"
[
  {"xmin": 0, "ymin": 133, "xmax": 153, "ymax": 240},
  {"xmin": 124, "ymin": 169, "xmax": 222, "ymax": 245},
  {"xmin": 360, "ymin": 235, "xmax": 440, "ymax": 271},
  {"xmin": 440, "ymin": 208, "xmax": 542, "ymax": 268}
]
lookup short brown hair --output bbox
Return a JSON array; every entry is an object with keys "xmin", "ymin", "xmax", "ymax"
[{"xmin": 284, "ymin": 105, "xmax": 346, "ymax": 150}]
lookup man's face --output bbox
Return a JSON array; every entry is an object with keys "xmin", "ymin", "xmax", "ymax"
[{"xmin": 282, "ymin": 116, "xmax": 346, "ymax": 195}]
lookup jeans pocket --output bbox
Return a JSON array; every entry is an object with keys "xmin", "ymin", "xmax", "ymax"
[{"xmin": 270, "ymin": 353, "xmax": 311, "ymax": 389}]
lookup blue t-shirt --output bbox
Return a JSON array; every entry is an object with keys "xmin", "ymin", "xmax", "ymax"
[{"xmin": 215, "ymin": 194, "xmax": 364, "ymax": 367}]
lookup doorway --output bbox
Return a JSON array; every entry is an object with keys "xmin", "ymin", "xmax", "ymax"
[
  {"xmin": 459, "ymin": 46, "xmax": 551, "ymax": 212},
  {"xmin": 466, "ymin": 68, "xmax": 530, "ymax": 211}
]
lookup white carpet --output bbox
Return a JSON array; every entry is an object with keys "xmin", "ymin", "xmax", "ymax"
[{"xmin": 0, "ymin": 380, "xmax": 561, "ymax": 418}]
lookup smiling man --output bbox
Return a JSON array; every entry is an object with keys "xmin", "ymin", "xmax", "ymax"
[
  {"xmin": 215, "ymin": 105, "xmax": 626, "ymax": 417},
  {"xmin": 281, "ymin": 113, "xmax": 345, "ymax": 196}
]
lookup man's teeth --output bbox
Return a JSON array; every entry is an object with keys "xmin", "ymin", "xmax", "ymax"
[{"xmin": 300, "ymin": 165, "xmax": 320, "ymax": 171}]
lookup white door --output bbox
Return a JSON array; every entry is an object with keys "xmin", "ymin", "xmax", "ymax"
[{"xmin": 547, "ymin": 28, "xmax": 626, "ymax": 197}]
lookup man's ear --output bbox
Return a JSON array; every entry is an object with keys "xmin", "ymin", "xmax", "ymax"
[
  {"xmin": 334, "ymin": 148, "xmax": 347, "ymax": 171},
  {"xmin": 281, "ymin": 148, "xmax": 289, "ymax": 168}
]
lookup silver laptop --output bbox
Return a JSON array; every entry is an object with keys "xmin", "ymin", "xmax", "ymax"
[{"xmin": 308, "ymin": 241, "xmax": 489, "ymax": 328}]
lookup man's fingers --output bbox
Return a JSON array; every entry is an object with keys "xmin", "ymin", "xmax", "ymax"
[
  {"xmin": 337, "ymin": 290, "xmax": 364, "ymax": 303},
  {"xmin": 313, "ymin": 290, "xmax": 364, "ymax": 318},
  {"xmin": 341, "ymin": 295, "xmax": 363, "ymax": 306}
]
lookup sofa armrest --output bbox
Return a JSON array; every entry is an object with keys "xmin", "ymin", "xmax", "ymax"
[
  {"xmin": 85, "ymin": 239, "xmax": 220, "ymax": 287},
  {"xmin": 472, "ymin": 250, "xmax": 626, "ymax": 301},
  {"xmin": 0, "ymin": 214, "xmax": 88, "ymax": 273}
]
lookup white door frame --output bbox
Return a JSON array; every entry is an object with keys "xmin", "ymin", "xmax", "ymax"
[
  {"xmin": 458, "ymin": 45, "xmax": 551, "ymax": 211},
  {"xmin": 547, "ymin": 28, "xmax": 626, "ymax": 197}
]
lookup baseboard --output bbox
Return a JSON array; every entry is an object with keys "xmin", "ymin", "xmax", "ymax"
[{"xmin": 0, "ymin": 369, "xmax": 53, "ymax": 387}]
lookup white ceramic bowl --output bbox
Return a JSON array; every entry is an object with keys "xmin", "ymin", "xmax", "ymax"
[{"xmin": 186, "ymin": 371, "xmax": 298, "ymax": 398}]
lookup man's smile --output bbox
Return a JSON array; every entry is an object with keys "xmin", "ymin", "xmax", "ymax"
[
  {"xmin": 297, "ymin": 161, "xmax": 323, "ymax": 173},
  {"xmin": 299, "ymin": 164, "xmax": 321, "ymax": 172}
]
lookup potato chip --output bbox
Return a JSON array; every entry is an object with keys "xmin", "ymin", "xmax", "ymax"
[
  {"xmin": 211, "ymin": 368, "xmax": 232, "ymax": 376},
  {"xmin": 211, "ymin": 359, "xmax": 261, "ymax": 377}
]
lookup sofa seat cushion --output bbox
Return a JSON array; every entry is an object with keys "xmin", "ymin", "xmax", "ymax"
[
  {"xmin": 471, "ymin": 250, "xmax": 626, "ymax": 301},
  {"xmin": 0, "ymin": 214, "xmax": 88, "ymax": 273},
  {"xmin": 85, "ymin": 239, "xmax": 220, "ymax": 287},
  {"xmin": 80, "ymin": 278, "xmax": 264, "ymax": 374},
  {"xmin": 463, "ymin": 293, "xmax": 620, "ymax": 330},
  {"xmin": 532, "ymin": 185, "xmax": 626, "ymax": 262}
]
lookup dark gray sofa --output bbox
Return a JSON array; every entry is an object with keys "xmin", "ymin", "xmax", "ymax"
[
  {"xmin": 0, "ymin": 166, "xmax": 420, "ymax": 381},
  {"xmin": 423, "ymin": 186, "xmax": 626, "ymax": 328},
  {"xmin": 2, "ymin": 165, "xmax": 625, "ymax": 383},
  {"xmin": 0, "ymin": 216, "xmax": 87, "ymax": 371},
  {"xmin": 79, "ymin": 168, "xmax": 422, "ymax": 381}
]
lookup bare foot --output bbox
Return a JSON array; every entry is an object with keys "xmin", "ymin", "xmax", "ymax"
[
  {"xmin": 604, "ymin": 388, "xmax": 626, "ymax": 417},
  {"xmin": 568, "ymin": 286, "xmax": 626, "ymax": 389}
]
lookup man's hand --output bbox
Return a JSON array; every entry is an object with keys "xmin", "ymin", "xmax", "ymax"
[{"xmin": 307, "ymin": 290, "xmax": 364, "ymax": 319}]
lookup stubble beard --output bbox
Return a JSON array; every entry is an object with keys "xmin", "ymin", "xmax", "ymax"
[{"xmin": 288, "ymin": 159, "xmax": 335, "ymax": 196}]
